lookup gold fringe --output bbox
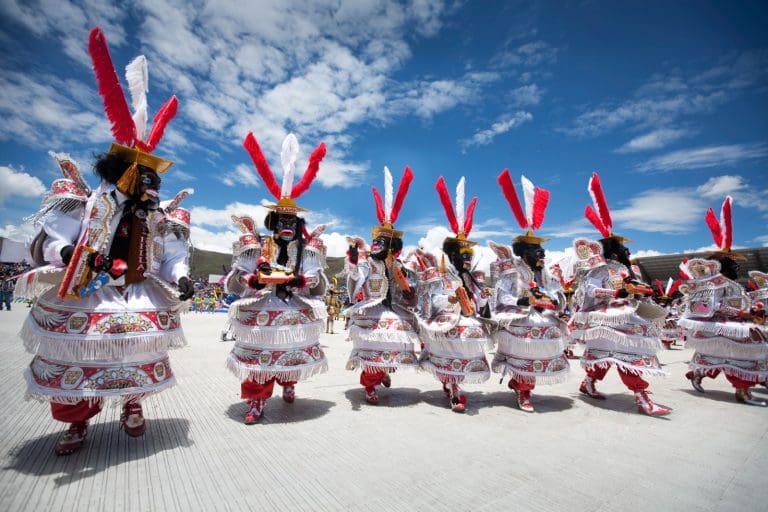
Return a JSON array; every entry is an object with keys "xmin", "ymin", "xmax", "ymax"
[{"xmin": 116, "ymin": 162, "xmax": 140, "ymax": 195}]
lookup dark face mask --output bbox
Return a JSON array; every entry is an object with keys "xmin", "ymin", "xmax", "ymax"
[
  {"xmin": 450, "ymin": 248, "xmax": 473, "ymax": 272},
  {"xmin": 137, "ymin": 169, "xmax": 161, "ymax": 210},
  {"xmin": 275, "ymin": 215, "xmax": 298, "ymax": 241},
  {"xmin": 719, "ymin": 258, "xmax": 740, "ymax": 280},
  {"xmin": 524, "ymin": 244, "xmax": 546, "ymax": 270},
  {"xmin": 370, "ymin": 236, "xmax": 391, "ymax": 261}
]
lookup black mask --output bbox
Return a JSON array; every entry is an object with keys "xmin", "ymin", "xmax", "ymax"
[
  {"xmin": 137, "ymin": 169, "xmax": 161, "ymax": 210},
  {"xmin": 719, "ymin": 257, "xmax": 740, "ymax": 280},
  {"xmin": 370, "ymin": 236, "xmax": 391, "ymax": 261},
  {"xmin": 275, "ymin": 214, "xmax": 298, "ymax": 242}
]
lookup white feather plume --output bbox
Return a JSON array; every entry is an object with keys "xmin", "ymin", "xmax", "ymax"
[
  {"xmin": 456, "ymin": 177, "xmax": 465, "ymax": 232},
  {"xmin": 521, "ymin": 175, "xmax": 535, "ymax": 228},
  {"xmin": 384, "ymin": 166, "xmax": 393, "ymax": 222},
  {"xmin": 665, "ymin": 277, "xmax": 674, "ymax": 295},
  {"xmin": 280, "ymin": 133, "xmax": 299, "ymax": 198},
  {"xmin": 125, "ymin": 55, "xmax": 149, "ymax": 141}
]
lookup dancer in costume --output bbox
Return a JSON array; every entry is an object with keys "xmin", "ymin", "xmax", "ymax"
[
  {"xmin": 18, "ymin": 28, "xmax": 193, "ymax": 455},
  {"xmin": 570, "ymin": 173, "xmax": 670, "ymax": 416},
  {"xmin": 414, "ymin": 177, "xmax": 492, "ymax": 413},
  {"xmin": 344, "ymin": 166, "xmax": 419, "ymax": 405},
  {"xmin": 225, "ymin": 133, "xmax": 329, "ymax": 424},
  {"xmin": 487, "ymin": 170, "xmax": 569, "ymax": 412},
  {"xmin": 653, "ymin": 278, "xmax": 685, "ymax": 350},
  {"xmin": 680, "ymin": 197, "xmax": 768, "ymax": 406}
]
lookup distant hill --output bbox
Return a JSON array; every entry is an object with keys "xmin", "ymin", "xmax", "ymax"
[{"xmin": 189, "ymin": 247, "xmax": 345, "ymax": 281}]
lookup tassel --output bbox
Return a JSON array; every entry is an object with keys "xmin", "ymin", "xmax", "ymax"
[{"xmin": 116, "ymin": 162, "xmax": 140, "ymax": 195}]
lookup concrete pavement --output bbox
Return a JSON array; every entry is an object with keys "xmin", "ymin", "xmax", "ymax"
[{"xmin": 0, "ymin": 307, "xmax": 766, "ymax": 511}]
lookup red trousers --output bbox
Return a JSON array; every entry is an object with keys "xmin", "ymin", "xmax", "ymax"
[
  {"xmin": 241, "ymin": 378, "xmax": 296, "ymax": 400},
  {"xmin": 699, "ymin": 369, "xmax": 756, "ymax": 389},
  {"xmin": 51, "ymin": 401, "xmax": 102, "ymax": 423},
  {"xmin": 508, "ymin": 379, "xmax": 535, "ymax": 392},
  {"xmin": 586, "ymin": 365, "xmax": 649, "ymax": 392},
  {"xmin": 360, "ymin": 370, "xmax": 387, "ymax": 391}
]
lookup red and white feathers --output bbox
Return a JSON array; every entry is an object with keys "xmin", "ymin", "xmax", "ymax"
[
  {"xmin": 705, "ymin": 196, "xmax": 733, "ymax": 250},
  {"xmin": 435, "ymin": 176, "xmax": 477, "ymax": 237},
  {"xmin": 497, "ymin": 169, "xmax": 550, "ymax": 231},
  {"xmin": 242, "ymin": 132, "xmax": 326, "ymax": 201},
  {"xmin": 371, "ymin": 166, "xmax": 414, "ymax": 226},
  {"xmin": 655, "ymin": 277, "xmax": 682, "ymax": 297},
  {"xmin": 585, "ymin": 172, "xmax": 612, "ymax": 238},
  {"xmin": 88, "ymin": 27, "xmax": 177, "ymax": 153}
]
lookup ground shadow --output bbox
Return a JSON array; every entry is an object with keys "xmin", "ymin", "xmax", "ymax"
[
  {"xmin": 479, "ymin": 390, "xmax": 575, "ymax": 413},
  {"xmin": 575, "ymin": 393, "xmax": 673, "ymax": 419},
  {"xmin": 3, "ymin": 418, "xmax": 193, "ymax": 486},
  {"xmin": 679, "ymin": 388, "xmax": 742, "ymax": 405},
  {"xmin": 419, "ymin": 389, "xmax": 485, "ymax": 416},
  {"xmin": 225, "ymin": 397, "xmax": 334, "ymax": 425},
  {"xmin": 343, "ymin": 386, "xmax": 422, "ymax": 411}
]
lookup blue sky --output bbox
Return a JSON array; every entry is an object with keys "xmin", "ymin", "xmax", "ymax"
[{"xmin": 1, "ymin": 0, "xmax": 766, "ymax": 270}]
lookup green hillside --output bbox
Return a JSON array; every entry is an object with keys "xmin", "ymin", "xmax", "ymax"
[{"xmin": 189, "ymin": 247, "xmax": 345, "ymax": 280}]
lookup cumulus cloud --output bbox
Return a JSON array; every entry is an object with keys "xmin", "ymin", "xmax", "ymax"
[{"xmin": 0, "ymin": 166, "xmax": 46, "ymax": 206}]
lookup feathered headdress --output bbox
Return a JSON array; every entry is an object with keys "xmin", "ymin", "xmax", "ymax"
[
  {"xmin": 162, "ymin": 188, "xmax": 194, "ymax": 230},
  {"xmin": 231, "ymin": 214, "xmax": 262, "ymax": 256},
  {"xmin": 654, "ymin": 277, "xmax": 682, "ymax": 299},
  {"xmin": 497, "ymin": 169, "xmax": 550, "ymax": 244},
  {"xmin": 88, "ymin": 27, "xmax": 178, "ymax": 191},
  {"xmin": 704, "ymin": 196, "xmax": 746, "ymax": 261},
  {"xmin": 243, "ymin": 132, "xmax": 326, "ymax": 214},
  {"xmin": 584, "ymin": 172, "xmax": 632, "ymax": 243},
  {"xmin": 371, "ymin": 165, "xmax": 414, "ymax": 240},
  {"xmin": 435, "ymin": 176, "xmax": 478, "ymax": 247}
]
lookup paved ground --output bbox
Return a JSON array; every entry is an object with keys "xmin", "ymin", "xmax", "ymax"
[{"xmin": 0, "ymin": 307, "xmax": 766, "ymax": 512}]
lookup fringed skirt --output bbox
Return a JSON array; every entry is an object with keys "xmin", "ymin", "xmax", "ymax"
[
  {"xmin": 226, "ymin": 294, "xmax": 328, "ymax": 383},
  {"xmin": 346, "ymin": 303, "xmax": 419, "ymax": 373}
]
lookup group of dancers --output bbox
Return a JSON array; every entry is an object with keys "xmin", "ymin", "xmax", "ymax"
[{"xmin": 15, "ymin": 28, "xmax": 767, "ymax": 455}]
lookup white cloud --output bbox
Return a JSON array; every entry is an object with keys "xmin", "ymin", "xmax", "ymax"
[
  {"xmin": 0, "ymin": 222, "xmax": 37, "ymax": 242},
  {"xmin": 0, "ymin": 166, "xmax": 46, "ymax": 206},
  {"xmin": 615, "ymin": 128, "xmax": 690, "ymax": 153},
  {"xmin": 611, "ymin": 189, "xmax": 703, "ymax": 234},
  {"xmin": 460, "ymin": 111, "xmax": 533, "ymax": 150},
  {"xmin": 508, "ymin": 84, "xmax": 542, "ymax": 107},
  {"xmin": 752, "ymin": 235, "xmax": 768, "ymax": 247},
  {"xmin": 637, "ymin": 143, "xmax": 767, "ymax": 172},
  {"xmin": 220, "ymin": 163, "xmax": 262, "ymax": 188}
]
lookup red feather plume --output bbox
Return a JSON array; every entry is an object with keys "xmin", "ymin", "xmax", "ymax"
[
  {"xmin": 144, "ymin": 96, "xmax": 178, "ymax": 152},
  {"xmin": 588, "ymin": 173, "xmax": 613, "ymax": 232},
  {"xmin": 497, "ymin": 169, "xmax": 527, "ymax": 229},
  {"xmin": 88, "ymin": 27, "xmax": 135, "ymax": 146},
  {"xmin": 390, "ymin": 166, "xmax": 413, "ymax": 224},
  {"xmin": 371, "ymin": 187, "xmax": 386, "ymax": 225},
  {"xmin": 532, "ymin": 187, "xmax": 549, "ymax": 230},
  {"xmin": 464, "ymin": 197, "xmax": 478, "ymax": 236},
  {"xmin": 704, "ymin": 207, "xmax": 722, "ymax": 247},
  {"xmin": 585, "ymin": 205, "xmax": 610, "ymax": 238},
  {"xmin": 243, "ymin": 133, "xmax": 281, "ymax": 199},
  {"xmin": 435, "ymin": 176, "xmax": 459, "ymax": 234},
  {"xmin": 748, "ymin": 281, "xmax": 759, "ymax": 291},
  {"xmin": 291, "ymin": 142, "xmax": 326, "ymax": 199},
  {"xmin": 655, "ymin": 279, "xmax": 664, "ymax": 295},
  {"xmin": 668, "ymin": 279, "xmax": 682, "ymax": 296},
  {"xmin": 721, "ymin": 196, "xmax": 733, "ymax": 250}
]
